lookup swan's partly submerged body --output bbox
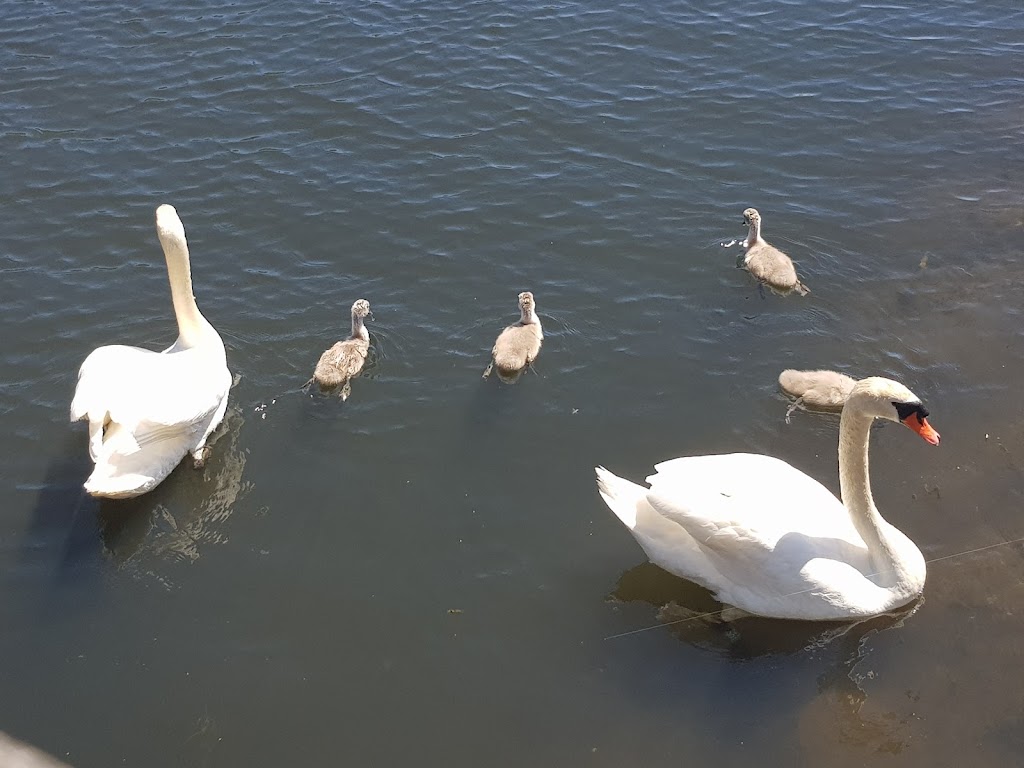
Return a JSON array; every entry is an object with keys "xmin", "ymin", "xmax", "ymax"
[
  {"xmin": 310, "ymin": 299, "xmax": 371, "ymax": 400},
  {"xmin": 779, "ymin": 368, "xmax": 857, "ymax": 422},
  {"xmin": 739, "ymin": 208, "xmax": 809, "ymax": 297},
  {"xmin": 483, "ymin": 291, "xmax": 543, "ymax": 383},
  {"xmin": 596, "ymin": 377, "xmax": 940, "ymax": 621},
  {"xmin": 70, "ymin": 205, "xmax": 232, "ymax": 499}
]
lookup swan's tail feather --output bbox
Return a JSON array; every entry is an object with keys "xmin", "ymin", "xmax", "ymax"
[
  {"xmin": 84, "ymin": 420, "xmax": 193, "ymax": 499},
  {"xmin": 595, "ymin": 466, "xmax": 646, "ymax": 529}
]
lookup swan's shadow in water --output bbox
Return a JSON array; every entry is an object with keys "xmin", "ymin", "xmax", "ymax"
[
  {"xmin": 610, "ymin": 563, "xmax": 922, "ymax": 755},
  {"xmin": 610, "ymin": 561, "xmax": 920, "ymax": 658},
  {"xmin": 19, "ymin": 432, "xmax": 105, "ymax": 596}
]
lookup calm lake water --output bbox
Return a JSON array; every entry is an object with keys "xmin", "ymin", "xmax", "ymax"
[{"xmin": 2, "ymin": 0, "xmax": 1023, "ymax": 765}]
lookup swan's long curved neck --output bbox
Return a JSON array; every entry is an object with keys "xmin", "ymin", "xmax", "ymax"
[
  {"xmin": 350, "ymin": 314, "xmax": 369, "ymax": 341},
  {"xmin": 160, "ymin": 231, "xmax": 213, "ymax": 349},
  {"xmin": 838, "ymin": 409, "xmax": 912, "ymax": 587},
  {"xmin": 745, "ymin": 219, "xmax": 762, "ymax": 248}
]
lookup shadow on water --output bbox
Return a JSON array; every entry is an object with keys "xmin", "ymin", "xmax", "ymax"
[
  {"xmin": 610, "ymin": 561, "xmax": 920, "ymax": 658},
  {"xmin": 21, "ymin": 432, "xmax": 105, "ymax": 583},
  {"xmin": 609, "ymin": 562, "xmax": 924, "ymax": 757},
  {"xmin": 463, "ymin": 360, "xmax": 544, "ymax": 439}
]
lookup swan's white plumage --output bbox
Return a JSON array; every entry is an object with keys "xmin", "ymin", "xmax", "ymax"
[
  {"xmin": 597, "ymin": 378, "xmax": 938, "ymax": 621},
  {"xmin": 70, "ymin": 205, "xmax": 231, "ymax": 498},
  {"xmin": 597, "ymin": 456, "xmax": 867, "ymax": 616}
]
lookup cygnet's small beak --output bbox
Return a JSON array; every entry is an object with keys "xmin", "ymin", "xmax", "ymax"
[
  {"xmin": 367, "ymin": 311, "xmax": 375, "ymax": 322},
  {"xmin": 902, "ymin": 414, "xmax": 940, "ymax": 446}
]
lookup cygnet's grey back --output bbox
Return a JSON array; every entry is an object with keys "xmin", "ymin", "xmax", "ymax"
[
  {"xmin": 778, "ymin": 369, "xmax": 856, "ymax": 410},
  {"xmin": 742, "ymin": 208, "xmax": 809, "ymax": 296},
  {"xmin": 488, "ymin": 291, "xmax": 543, "ymax": 377},
  {"xmin": 311, "ymin": 298, "xmax": 372, "ymax": 399}
]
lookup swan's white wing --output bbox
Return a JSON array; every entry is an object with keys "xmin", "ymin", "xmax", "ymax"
[
  {"xmin": 647, "ymin": 490, "xmax": 878, "ymax": 617},
  {"xmin": 72, "ymin": 344, "xmax": 229, "ymax": 430},
  {"xmin": 596, "ymin": 466, "xmax": 728, "ymax": 592},
  {"xmin": 649, "ymin": 490, "xmax": 884, "ymax": 617},
  {"xmin": 641, "ymin": 454, "xmax": 880, "ymax": 617},
  {"xmin": 648, "ymin": 453, "xmax": 858, "ymax": 542}
]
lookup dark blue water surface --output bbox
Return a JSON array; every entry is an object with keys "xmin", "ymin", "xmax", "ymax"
[{"xmin": 1, "ymin": 1, "xmax": 1023, "ymax": 765}]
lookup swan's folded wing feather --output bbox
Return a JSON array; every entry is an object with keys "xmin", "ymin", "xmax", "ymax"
[
  {"xmin": 71, "ymin": 345, "xmax": 150, "ymax": 422},
  {"xmin": 84, "ymin": 418, "xmax": 198, "ymax": 498},
  {"xmin": 645, "ymin": 490, "xmax": 774, "ymax": 554},
  {"xmin": 643, "ymin": 489, "xmax": 872, "ymax": 610},
  {"xmin": 647, "ymin": 453, "xmax": 854, "ymax": 541},
  {"xmin": 72, "ymin": 344, "xmax": 229, "ymax": 429},
  {"xmin": 643, "ymin": 488, "xmax": 809, "ymax": 604}
]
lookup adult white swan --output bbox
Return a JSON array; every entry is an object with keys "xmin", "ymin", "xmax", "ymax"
[
  {"xmin": 70, "ymin": 204, "xmax": 232, "ymax": 498},
  {"xmin": 595, "ymin": 377, "xmax": 940, "ymax": 621}
]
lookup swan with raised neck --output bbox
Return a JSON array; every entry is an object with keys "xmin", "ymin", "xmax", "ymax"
[
  {"xmin": 595, "ymin": 376, "xmax": 940, "ymax": 620},
  {"xmin": 69, "ymin": 204, "xmax": 232, "ymax": 498}
]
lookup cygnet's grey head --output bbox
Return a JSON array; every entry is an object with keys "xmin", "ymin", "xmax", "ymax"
[
  {"xmin": 518, "ymin": 291, "xmax": 535, "ymax": 313},
  {"xmin": 742, "ymin": 208, "xmax": 761, "ymax": 227},
  {"xmin": 351, "ymin": 299, "xmax": 372, "ymax": 320}
]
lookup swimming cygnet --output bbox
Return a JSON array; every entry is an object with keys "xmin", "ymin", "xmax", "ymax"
[
  {"xmin": 778, "ymin": 368, "xmax": 856, "ymax": 422},
  {"xmin": 308, "ymin": 299, "xmax": 372, "ymax": 400},
  {"xmin": 482, "ymin": 291, "xmax": 543, "ymax": 383},
  {"xmin": 740, "ymin": 208, "xmax": 809, "ymax": 297}
]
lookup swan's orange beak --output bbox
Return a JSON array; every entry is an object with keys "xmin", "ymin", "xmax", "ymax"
[{"xmin": 902, "ymin": 414, "xmax": 940, "ymax": 445}]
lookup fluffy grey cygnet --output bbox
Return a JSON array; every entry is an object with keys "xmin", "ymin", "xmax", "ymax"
[
  {"xmin": 740, "ymin": 208, "xmax": 809, "ymax": 297},
  {"xmin": 778, "ymin": 368, "xmax": 856, "ymax": 422},
  {"xmin": 308, "ymin": 299, "xmax": 372, "ymax": 400},
  {"xmin": 482, "ymin": 291, "xmax": 543, "ymax": 383}
]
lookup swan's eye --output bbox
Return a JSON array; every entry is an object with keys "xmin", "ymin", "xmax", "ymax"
[{"xmin": 894, "ymin": 401, "xmax": 928, "ymax": 423}]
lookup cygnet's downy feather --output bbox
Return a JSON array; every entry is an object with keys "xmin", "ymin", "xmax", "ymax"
[
  {"xmin": 739, "ymin": 208, "xmax": 809, "ymax": 296},
  {"xmin": 483, "ymin": 291, "xmax": 543, "ymax": 383},
  {"xmin": 310, "ymin": 299, "xmax": 372, "ymax": 400},
  {"xmin": 779, "ymin": 368, "xmax": 856, "ymax": 422}
]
